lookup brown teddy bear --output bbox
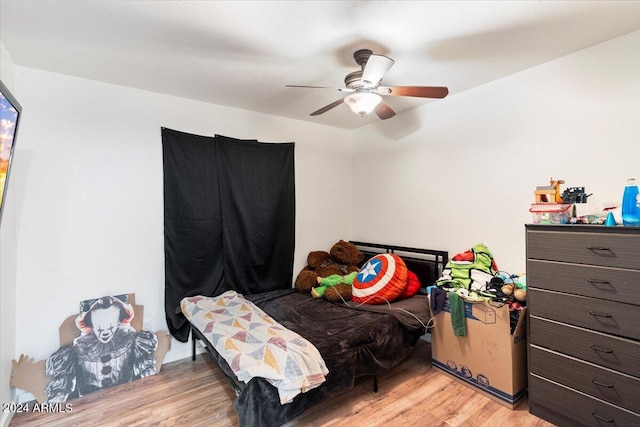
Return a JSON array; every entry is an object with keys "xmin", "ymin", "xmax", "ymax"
[
  {"xmin": 294, "ymin": 269, "xmax": 319, "ymax": 294},
  {"xmin": 311, "ymin": 272, "xmax": 357, "ymax": 302},
  {"xmin": 294, "ymin": 240, "xmax": 364, "ymax": 301},
  {"xmin": 330, "ymin": 239, "xmax": 365, "ymax": 272}
]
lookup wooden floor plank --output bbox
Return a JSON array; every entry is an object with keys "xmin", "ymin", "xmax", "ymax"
[{"xmin": 10, "ymin": 341, "xmax": 554, "ymax": 427}]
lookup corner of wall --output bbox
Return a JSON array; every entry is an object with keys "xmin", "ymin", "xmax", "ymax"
[
  {"xmin": 0, "ymin": 42, "xmax": 16, "ymax": 89},
  {"xmin": 0, "ymin": 40, "xmax": 19, "ymax": 427}
]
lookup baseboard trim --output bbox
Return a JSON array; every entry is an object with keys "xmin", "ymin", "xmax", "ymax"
[
  {"xmin": 15, "ymin": 390, "xmax": 35, "ymax": 405},
  {"xmin": 1, "ymin": 401, "xmax": 15, "ymax": 427},
  {"xmin": 161, "ymin": 341, "xmax": 206, "ymax": 364}
]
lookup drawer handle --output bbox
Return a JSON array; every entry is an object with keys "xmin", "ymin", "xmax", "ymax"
[
  {"xmin": 587, "ymin": 279, "xmax": 611, "ymax": 286},
  {"xmin": 592, "ymin": 412, "xmax": 615, "ymax": 423},
  {"xmin": 587, "ymin": 246, "xmax": 611, "ymax": 251},
  {"xmin": 589, "ymin": 311, "xmax": 613, "ymax": 319},
  {"xmin": 591, "ymin": 379, "xmax": 615, "ymax": 389},
  {"xmin": 591, "ymin": 345, "xmax": 613, "ymax": 354}
]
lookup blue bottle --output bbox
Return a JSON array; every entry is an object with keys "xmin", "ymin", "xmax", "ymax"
[{"xmin": 621, "ymin": 178, "xmax": 640, "ymax": 226}]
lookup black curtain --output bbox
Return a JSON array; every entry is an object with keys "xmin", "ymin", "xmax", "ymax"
[{"xmin": 162, "ymin": 128, "xmax": 295, "ymax": 342}]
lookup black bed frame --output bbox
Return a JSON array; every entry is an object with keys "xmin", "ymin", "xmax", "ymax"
[
  {"xmin": 350, "ymin": 241, "xmax": 449, "ymax": 281},
  {"xmin": 190, "ymin": 242, "xmax": 448, "ymax": 395}
]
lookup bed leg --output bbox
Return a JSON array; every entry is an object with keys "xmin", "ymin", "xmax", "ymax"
[
  {"xmin": 373, "ymin": 375, "xmax": 378, "ymax": 393},
  {"xmin": 191, "ymin": 328, "xmax": 196, "ymax": 361}
]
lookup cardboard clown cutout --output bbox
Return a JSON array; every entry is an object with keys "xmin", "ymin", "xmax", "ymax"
[{"xmin": 11, "ymin": 294, "xmax": 171, "ymax": 403}]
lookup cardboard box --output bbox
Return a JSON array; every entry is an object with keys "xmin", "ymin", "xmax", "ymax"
[{"xmin": 431, "ymin": 298, "xmax": 527, "ymax": 408}]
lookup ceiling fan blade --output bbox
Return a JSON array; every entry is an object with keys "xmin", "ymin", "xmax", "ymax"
[
  {"xmin": 374, "ymin": 101, "xmax": 396, "ymax": 120},
  {"xmin": 286, "ymin": 85, "xmax": 352, "ymax": 93},
  {"xmin": 376, "ymin": 86, "xmax": 449, "ymax": 98},
  {"xmin": 310, "ymin": 98, "xmax": 344, "ymax": 116},
  {"xmin": 362, "ymin": 54, "xmax": 394, "ymax": 87}
]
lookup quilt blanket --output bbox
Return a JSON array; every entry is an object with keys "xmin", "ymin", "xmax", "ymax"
[{"xmin": 181, "ymin": 291, "xmax": 328, "ymax": 404}]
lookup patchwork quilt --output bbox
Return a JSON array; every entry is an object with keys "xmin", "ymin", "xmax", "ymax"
[{"xmin": 181, "ymin": 291, "xmax": 328, "ymax": 404}]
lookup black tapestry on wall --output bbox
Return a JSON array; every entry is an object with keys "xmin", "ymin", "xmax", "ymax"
[{"xmin": 162, "ymin": 128, "xmax": 295, "ymax": 342}]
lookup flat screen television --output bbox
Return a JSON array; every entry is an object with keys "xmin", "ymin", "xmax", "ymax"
[{"xmin": 0, "ymin": 80, "xmax": 22, "ymax": 226}]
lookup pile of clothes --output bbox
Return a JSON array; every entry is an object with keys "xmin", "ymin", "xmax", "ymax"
[{"xmin": 428, "ymin": 243, "xmax": 527, "ymax": 335}]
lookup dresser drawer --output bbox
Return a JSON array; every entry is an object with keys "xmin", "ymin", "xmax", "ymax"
[
  {"xmin": 529, "ymin": 316, "xmax": 640, "ymax": 377},
  {"xmin": 529, "ymin": 288, "xmax": 640, "ymax": 339},
  {"xmin": 527, "ymin": 230, "xmax": 640, "ymax": 269},
  {"xmin": 530, "ymin": 345, "xmax": 640, "ymax": 413},
  {"xmin": 529, "ymin": 374, "xmax": 640, "ymax": 427},
  {"xmin": 527, "ymin": 259, "xmax": 640, "ymax": 305}
]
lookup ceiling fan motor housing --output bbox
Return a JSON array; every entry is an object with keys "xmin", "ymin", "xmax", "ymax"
[
  {"xmin": 344, "ymin": 71, "xmax": 365, "ymax": 90},
  {"xmin": 353, "ymin": 49, "xmax": 373, "ymax": 67}
]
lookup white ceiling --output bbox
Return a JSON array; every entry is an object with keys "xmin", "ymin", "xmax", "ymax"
[{"xmin": 1, "ymin": 1, "xmax": 639, "ymax": 130}]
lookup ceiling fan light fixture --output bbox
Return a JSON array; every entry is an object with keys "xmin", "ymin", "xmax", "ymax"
[
  {"xmin": 344, "ymin": 91, "xmax": 382, "ymax": 117},
  {"xmin": 287, "ymin": 50, "xmax": 448, "ymax": 120}
]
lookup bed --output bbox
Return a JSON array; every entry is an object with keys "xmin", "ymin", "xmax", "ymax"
[{"xmin": 181, "ymin": 242, "xmax": 448, "ymax": 426}]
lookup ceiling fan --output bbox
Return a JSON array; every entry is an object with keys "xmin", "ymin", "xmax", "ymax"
[{"xmin": 286, "ymin": 49, "xmax": 449, "ymax": 120}]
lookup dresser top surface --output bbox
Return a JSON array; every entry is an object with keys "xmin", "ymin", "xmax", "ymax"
[{"xmin": 526, "ymin": 224, "xmax": 640, "ymax": 235}]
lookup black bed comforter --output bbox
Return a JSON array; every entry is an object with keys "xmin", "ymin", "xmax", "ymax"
[{"xmin": 200, "ymin": 289, "xmax": 430, "ymax": 426}]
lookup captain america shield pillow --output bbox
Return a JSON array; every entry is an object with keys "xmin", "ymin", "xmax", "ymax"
[{"xmin": 352, "ymin": 253, "xmax": 408, "ymax": 304}]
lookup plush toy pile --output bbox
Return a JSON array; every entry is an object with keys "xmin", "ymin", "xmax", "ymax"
[
  {"xmin": 294, "ymin": 240, "xmax": 365, "ymax": 302},
  {"xmin": 295, "ymin": 240, "xmax": 422, "ymax": 304}
]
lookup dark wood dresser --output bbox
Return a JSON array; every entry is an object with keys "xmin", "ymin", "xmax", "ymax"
[{"xmin": 526, "ymin": 224, "xmax": 640, "ymax": 427}]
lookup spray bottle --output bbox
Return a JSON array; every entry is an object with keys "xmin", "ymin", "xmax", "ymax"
[{"xmin": 621, "ymin": 178, "xmax": 640, "ymax": 226}]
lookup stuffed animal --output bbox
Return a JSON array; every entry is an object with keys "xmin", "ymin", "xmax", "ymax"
[
  {"xmin": 486, "ymin": 274, "xmax": 527, "ymax": 303},
  {"xmin": 294, "ymin": 250, "xmax": 337, "ymax": 294},
  {"xmin": 311, "ymin": 272, "xmax": 358, "ymax": 302},
  {"xmin": 352, "ymin": 253, "xmax": 408, "ymax": 304},
  {"xmin": 307, "ymin": 250, "xmax": 331, "ymax": 268},
  {"xmin": 330, "ymin": 240, "xmax": 365, "ymax": 270},
  {"xmin": 294, "ymin": 240, "xmax": 364, "ymax": 302},
  {"xmin": 513, "ymin": 288, "xmax": 527, "ymax": 302},
  {"xmin": 294, "ymin": 269, "xmax": 319, "ymax": 294},
  {"xmin": 314, "ymin": 240, "xmax": 364, "ymax": 277}
]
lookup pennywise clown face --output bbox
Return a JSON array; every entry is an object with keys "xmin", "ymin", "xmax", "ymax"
[{"xmin": 91, "ymin": 305, "xmax": 120, "ymax": 343}]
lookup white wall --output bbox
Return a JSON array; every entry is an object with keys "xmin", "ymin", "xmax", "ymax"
[
  {"xmin": 11, "ymin": 67, "xmax": 353, "ymax": 368},
  {"xmin": 352, "ymin": 30, "xmax": 640, "ymax": 273},
  {"xmin": 0, "ymin": 41, "xmax": 19, "ymax": 427}
]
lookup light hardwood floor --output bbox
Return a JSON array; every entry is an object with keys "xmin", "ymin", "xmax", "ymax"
[{"xmin": 9, "ymin": 340, "xmax": 554, "ymax": 427}]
